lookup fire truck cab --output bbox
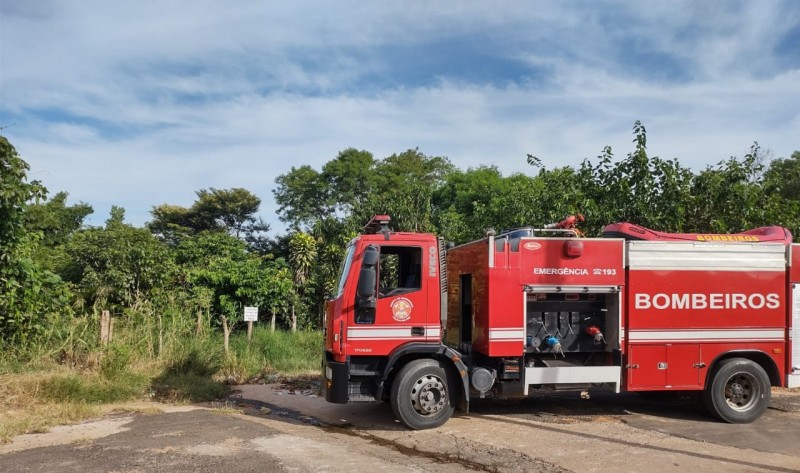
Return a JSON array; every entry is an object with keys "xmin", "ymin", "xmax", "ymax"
[{"xmin": 322, "ymin": 215, "xmax": 800, "ymax": 430}]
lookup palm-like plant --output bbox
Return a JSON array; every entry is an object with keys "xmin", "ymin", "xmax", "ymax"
[{"xmin": 288, "ymin": 232, "xmax": 317, "ymax": 331}]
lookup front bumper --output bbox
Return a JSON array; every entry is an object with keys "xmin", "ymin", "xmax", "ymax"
[{"xmin": 321, "ymin": 353, "xmax": 349, "ymax": 404}]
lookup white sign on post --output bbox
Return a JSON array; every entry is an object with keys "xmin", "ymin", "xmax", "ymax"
[{"xmin": 244, "ymin": 306, "xmax": 259, "ymax": 322}]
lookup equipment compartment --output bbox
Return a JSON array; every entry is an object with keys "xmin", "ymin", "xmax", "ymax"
[{"xmin": 525, "ymin": 293, "xmax": 618, "ymax": 354}]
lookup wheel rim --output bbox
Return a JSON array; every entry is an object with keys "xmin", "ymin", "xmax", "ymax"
[
  {"xmin": 410, "ymin": 374, "xmax": 447, "ymax": 416},
  {"xmin": 723, "ymin": 371, "xmax": 761, "ymax": 412}
]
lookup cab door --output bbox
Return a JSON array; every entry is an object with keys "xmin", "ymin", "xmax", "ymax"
[
  {"xmin": 375, "ymin": 245, "xmax": 432, "ymax": 347},
  {"xmin": 347, "ymin": 244, "xmax": 432, "ymax": 355}
]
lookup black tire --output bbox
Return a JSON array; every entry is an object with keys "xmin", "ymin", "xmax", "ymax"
[
  {"xmin": 702, "ymin": 358, "xmax": 771, "ymax": 423},
  {"xmin": 390, "ymin": 359, "xmax": 455, "ymax": 430}
]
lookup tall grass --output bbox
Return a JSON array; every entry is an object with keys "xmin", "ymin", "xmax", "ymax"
[
  {"xmin": 224, "ymin": 328, "xmax": 322, "ymax": 381},
  {"xmin": 0, "ymin": 309, "xmax": 323, "ymax": 442}
]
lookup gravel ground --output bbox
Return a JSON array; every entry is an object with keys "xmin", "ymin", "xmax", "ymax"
[{"xmin": 1, "ymin": 386, "xmax": 799, "ymax": 473}]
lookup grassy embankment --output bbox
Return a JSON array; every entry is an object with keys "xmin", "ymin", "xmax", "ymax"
[{"xmin": 0, "ymin": 314, "xmax": 321, "ymax": 442}]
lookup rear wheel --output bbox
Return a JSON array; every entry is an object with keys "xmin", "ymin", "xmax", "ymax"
[
  {"xmin": 703, "ymin": 358, "xmax": 770, "ymax": 423},
  {"xmin": 390, "ymin": 359, "xmax": 455, "ymax": 430}
]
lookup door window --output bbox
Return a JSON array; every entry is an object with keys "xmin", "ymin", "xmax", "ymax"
[{"xmin": 378, "ymin": 246, "xmax": 422, "ymax": 298}]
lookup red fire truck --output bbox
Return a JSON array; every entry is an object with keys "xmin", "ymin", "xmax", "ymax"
[{"xmin": 322, "ymin": 215, "xmax": 800, "ymax": 429}]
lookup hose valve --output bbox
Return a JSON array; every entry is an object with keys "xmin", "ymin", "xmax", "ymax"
[{"xmin": 586, "ymin": 325, "xmax": 606, "ymax": 345}]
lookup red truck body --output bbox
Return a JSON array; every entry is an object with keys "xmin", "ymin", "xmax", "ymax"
[{"xmin": 322, "ymin": 216, "xmax": 800, "ymax": 429}]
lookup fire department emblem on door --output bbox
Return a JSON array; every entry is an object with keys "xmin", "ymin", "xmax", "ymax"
[{"xmin": 391, "ymin": 297, "xmax": 413, "ymax": 322}]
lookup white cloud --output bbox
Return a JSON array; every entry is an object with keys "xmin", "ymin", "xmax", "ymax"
[{"xmin": 1, "ymin": 1, "xmax": 798, "ymax": 232}]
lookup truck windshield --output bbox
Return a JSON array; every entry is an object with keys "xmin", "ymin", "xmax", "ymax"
[{"xmin": 334, "ymin": 243, "xmax": 356, "ymax": 298}]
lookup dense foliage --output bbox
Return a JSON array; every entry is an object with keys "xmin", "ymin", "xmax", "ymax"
[
  {"xmin": 1, "ymin": 137, "xmax": 73, "ymax": 342},
  {"xmin": 1, "ymin": 123, "xmax": 798, "ymax": 344}
]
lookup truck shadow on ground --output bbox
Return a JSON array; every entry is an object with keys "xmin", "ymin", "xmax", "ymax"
[
  {"xmin": 223, "ymin": 384, "xmax": 713, "ymax": 432},
  {"xmin": 467, "ymin": 390, "xmax": 713, "ymax": 424},
  {"xmin": 224, "ymin": 381, "xmax": 800, "ymax": 456},
  {"xmin": 223, "ymin": 385, "xmax": 800, "ymax": 472},
  {"xmin": 223, "ymin": 387, "xmax": 407, "ymax": 431}
]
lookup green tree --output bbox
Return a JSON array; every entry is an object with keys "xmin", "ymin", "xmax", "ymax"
[
  {"xmin": 175, "ymin": 231, "xmax": 249, "ymax": 268},
  {"xmin": 1, "ymin": 137, "xmax": 45, "ymax": 259},
  {"xmin": 576, "ymin": 121, "xmax": 693, "ymax": 234},
  {"xmin": 433, "ymin": 165, "xmax": 592, "ymax": 243},
  {"xmin": 274, "ymin": 165, "xmax": 331, "ymax": 229},
  {"xmin": 173, "ymin": 228, "xmax": 295, "ymax": 340},
  {"xmin": 262, "ymin": 265, "xmax": 293, "ymax": 331},
  {"xmin": 288, "ymin": 232, "xmax": 317, "ymax": 331},
  {"xmin": 187, "ymin": 252, "xmax": 292, "ymax": 350},
  {"xmin": 321, "ymin": 148, "xmax": 376, "ymax": 214},
  {"xmin": 24, "ymin": 191, "xmax": 93, "ymax": 248},
  {"xmin": 191, "ymin": 188, "xmax": 264, "ymax": 237},
  {"xmin": 0, "ymin": 136, "xmax": 72, "ymax": 342},
  {"xmin": 274, "ymin": 148, "xmax": 452, "ymax": 233},
  {"xmin": 762, "ymin": 150, "xmax": 800, "ymax": 236},
  {"xmin": 148, "ymin": 204, "xmax": 193, "ymax": 243},
  {"xmin": 686, "ymin": 143, "xmax": 769, "ymax": 233},
  {"xmin": 22, "ymin": 191, "xmax": 92, "ymax": 273},
  {"xmin": 433, "ymin": 166, "xmax": 505, "ymax": 242},
  {"xmin": 433, "ymin": 167, "xmax": 545, "ymax": 242},
  {"xmin": 63, "ymin": 209, "xmax": 174, "ymax": 312},
  {"xmin": 356, "ymin": 149, "xmax": 454, "ymax": 232},
  {"xmin": 764, "ymin": 151, "xmax": 800, "ymax": 201},
  {"xmin": 149, "ymin": 188, "xmax": 269, "ymax": 247}
]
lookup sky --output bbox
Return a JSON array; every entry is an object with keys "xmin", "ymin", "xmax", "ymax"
[{"xmin": 1, "ymin": 1, "xmax": 799, "ymax": 232}]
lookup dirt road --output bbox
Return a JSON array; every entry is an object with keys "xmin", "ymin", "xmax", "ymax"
[{"xmin": 2, "ymin": 384, "xmax": 799, "ymax": 473}]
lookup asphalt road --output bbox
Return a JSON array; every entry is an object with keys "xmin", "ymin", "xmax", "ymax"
[{"xmin": 2, "ymin": 385, "xmax": 799, "ymax": 473}]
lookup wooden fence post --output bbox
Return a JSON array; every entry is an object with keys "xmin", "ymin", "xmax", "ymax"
[{"xmin": 100, "ymin": 310, "xmax": 113, "ymax": 346}]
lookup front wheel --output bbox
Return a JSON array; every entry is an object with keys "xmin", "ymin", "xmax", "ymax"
[
  {"xmin": 703, "ymin": 358, "xmax": 771, "ymax": 423},
  {"xmin": 390, "ymin": 359, "xmax": 455, "ymax": 430}
]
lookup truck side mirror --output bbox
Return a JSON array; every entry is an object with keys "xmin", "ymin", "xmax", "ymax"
[
  {"xmin": 356, "ymin": 245, "xmax": 379, "ymax": 311},
  {"xmin": 362, "ymin": 245, "xmax": 379, "ymax": 266}
]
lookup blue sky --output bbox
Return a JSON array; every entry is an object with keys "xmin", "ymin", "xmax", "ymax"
[{"xmin": 1, "ymin": 1, "xmax": 799, "ymax": 232}]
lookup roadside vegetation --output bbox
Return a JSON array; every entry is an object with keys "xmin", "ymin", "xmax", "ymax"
[
  {"xmin": 1, "ymin": 124, "xmax": 799, "ymax": 441},
  {"xmin": 0, "ymin": 320, "xmax": 320, "ymax": 441}
]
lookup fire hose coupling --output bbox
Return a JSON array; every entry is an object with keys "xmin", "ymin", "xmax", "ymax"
[
  {"xmin": 525, "ymin": 335, "xmax": 541, "ymax": 350},
  {"xmin": 543, "ymin": 335, "xmax": 562, "ymax": 351},
  {"xmin": 543, "ymin": 335, "xmax": 560, "ymax": 347},
  {"xmin": 585, "ymin": 325, "xmax": 606, "ymax": 345},
  {"xmin": 543, "ymin": 335, "xmax": 565, "ymax": 357}
]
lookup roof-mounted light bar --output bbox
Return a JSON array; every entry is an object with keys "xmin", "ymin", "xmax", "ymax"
[{"xmin": 364, "ymin": 215, "xmax": 392, "ymax": 234}]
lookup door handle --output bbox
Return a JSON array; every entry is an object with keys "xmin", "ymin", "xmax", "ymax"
[{"xmin": 411, "ymin": 327, "xmax": 425, "ymax": 336}]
